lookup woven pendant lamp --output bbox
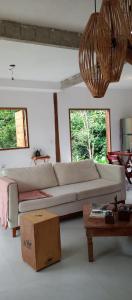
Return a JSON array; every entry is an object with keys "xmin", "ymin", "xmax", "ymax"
[
  {"xmin": 99, "ymin": 0, "xmax": 127, "ymax": 82},
  {"xmin": 119, "ymin": 0, "xmax": 132, "ymax": 64},
  {"xmin": 95, "ymin": 13, "xmax": 112, "ymax": 82},
  {"xmin": 119, "ymin": 0, "xmax": 132, "ymax": 45},
  {"xmin": 126, "ymin": 42, "xmax": 132, "ymax": 64},
  {"xmin": 79, "ymin": 12, "xmax": 109, "ymax": 98}
]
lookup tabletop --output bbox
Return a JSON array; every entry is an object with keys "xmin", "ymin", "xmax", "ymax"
[{"xmin": 83, "ymin": 204, "xmax": 132, "ymax": 229}]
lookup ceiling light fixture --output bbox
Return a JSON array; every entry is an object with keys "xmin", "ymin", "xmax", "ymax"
[
  {"xmin": 118, "ymin": 1, "xmax": 132, "ymax": 65},
  {"xmin": 9, "ymin": 64, "xmax": 16, "ymax": 80},
  {"xmin": 79, "ymin": 0, "xmax": 130, "ymax": 98},
  {"xmin": 99, "ymin": 0, "xmax": 128, "ymax": 82},
  {"xmin": 119, "ymin": 0, "xmax": 132, "ymax": 45},
  {"xmin": 126, "ymin": 42, "xmax": 132, "ymax": 64},
  {"xmin": 79, "ymin": 0, "xmax": 109, "ymax": 98}
]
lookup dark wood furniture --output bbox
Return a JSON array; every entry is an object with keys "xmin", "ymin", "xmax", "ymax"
[
  {"xmin": 32, "ymin": 155, "xmax": 50, "ymax": 165},
  {"xmin": 106, "ymin": 152, "xmax": 122, "ymax": 164},
  {"xmin": 107, "ymin": 151, "xmax": 132, "ymax": 184},
  {"xmin": 83, "ymin": 204, "xmax": 132, "ymax": 262},
  {"xmin": 12, "ymin": 226, "xmax": 20, "ymax": 238}
]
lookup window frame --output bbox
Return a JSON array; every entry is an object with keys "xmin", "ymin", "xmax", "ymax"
[
  {"xmin": 69, "ymin": 108, "xmax": 111, "ymax": 162},
  {"xmin": 0, "ymin": 107, "xmax": 30, "ymax": 151}
]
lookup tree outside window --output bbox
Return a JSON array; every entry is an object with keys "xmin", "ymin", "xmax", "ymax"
[
  {"xmin": 0, "ymin": 108, "xmax": 29, "ymax": 150},
  {"xmin": 69, "ymin": 109, "xmax": 110, "ymax": 163}
]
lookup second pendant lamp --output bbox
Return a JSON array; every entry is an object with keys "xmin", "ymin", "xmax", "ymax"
[
  {"xmin": 79, "ymin": 1, "xmax": 109, "ymax": 98},
  {"xmin": 98, "ymin": 0, "xmax": 128, "ymax": 82},
  {"xmin": 119, "ymin": 0, "xmax": 132, "ymax": 65}
]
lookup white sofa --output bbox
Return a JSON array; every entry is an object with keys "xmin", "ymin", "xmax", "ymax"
[{"xmin": 0, "ymin": 159, "xmax": 126, "ymax": 236}]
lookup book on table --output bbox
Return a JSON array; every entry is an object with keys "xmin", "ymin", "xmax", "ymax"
[{"xmin": 89, "ymin": 208, "xmax": 112, "ymax": 219}]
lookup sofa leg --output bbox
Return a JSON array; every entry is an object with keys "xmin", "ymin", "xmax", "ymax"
[{"xmin": 12, "ymin": 227, "xmax": 20, "ymax": 238}]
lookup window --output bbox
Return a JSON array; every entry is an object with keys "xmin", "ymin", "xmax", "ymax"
[
  {"xmin": 69, "ymin": 109, "xmax": 111, "ymax": 163},
  {"xmin": 0, "ymin": 108, "xmax": 29, "ymax": 150}
]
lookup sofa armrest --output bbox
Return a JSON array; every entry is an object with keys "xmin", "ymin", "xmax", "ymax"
[
  {"xmin": 0, "ymin": 177, "xmax": 19, "ymax": 228},
  {"xmin": 95, "ymin": 163, "xmax": 126, "ymax": 201}
]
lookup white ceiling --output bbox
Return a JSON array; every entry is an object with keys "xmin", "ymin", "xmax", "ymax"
[
  {"xmin": 0, "ymin": 0, "xmax": 102, "ymax": 32},
  {"xmin": 0, "ymin": 0, "xmax": 131, "ymax": 90},
  {"xmin": 0, "ymin": 40, "xmax": 79, "ymax": 82}
]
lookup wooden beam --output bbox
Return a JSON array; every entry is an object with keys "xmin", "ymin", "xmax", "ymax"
[
  {"xmin": 53, "ymin": 93, "xmax": 61, "ymax": 162},
  {"xmin": 105, "ymin": 110, "xmax": 111, "ymax": 153},
  {"xmin": 61, "ymin": 73, "xmax": 83, "ymax": 89},
  {"xmin": 0, "ymin": 20, "xmax": 81, "ymax": 49}
]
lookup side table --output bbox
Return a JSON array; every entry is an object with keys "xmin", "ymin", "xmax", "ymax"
[{"xmin": 83, "ymin": 204, "xmax": 132, "ymax": 262}]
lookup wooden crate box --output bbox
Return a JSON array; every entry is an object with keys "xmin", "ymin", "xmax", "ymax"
[{"xmin": 20, "ymin": 210, "xmax": 61, "ymax": 271}]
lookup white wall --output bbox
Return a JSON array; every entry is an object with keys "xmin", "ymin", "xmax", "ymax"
[
  {"xmin": 58, "ymin": 87, "xmax": 132, "ymax": 162},
  {"xmin": 0, "ymin": 90, "xmax": 55, "ymax": 168},
  {"xmin": 0, "ymin": 86, "xmax": 132, "ymax": 168}
]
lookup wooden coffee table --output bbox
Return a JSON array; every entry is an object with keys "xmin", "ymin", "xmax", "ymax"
[{"xmin": 83, "ymin": 204, "xmax": 132, "ymax": 262}]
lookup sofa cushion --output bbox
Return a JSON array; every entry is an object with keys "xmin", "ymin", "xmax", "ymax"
[
  {"xmin": 19, "ymin": 185, "xmax": 76, "ymax": 212},
  {"xmin": 4, "ymin": 164, "xmax": 58, "ymax": 192},
  {"xmin": 75, "ymin": 179, "xmax": 121, "ymax": 200},
  {"xmin": 53, "ymin": 159, "xmax": 100, "ymax": 186},
  {"xmin": 19, "ymin": 178, "xmax": 121, "ymax": 213}
]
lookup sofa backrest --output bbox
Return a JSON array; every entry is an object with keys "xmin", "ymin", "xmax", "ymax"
[
  {"xmin": 53, "ymin": 159, "xmax": 100, "ymax": 186},
  {"xmin": 4, "ymin": 164, "xmax": 58, "ymax": 192}
]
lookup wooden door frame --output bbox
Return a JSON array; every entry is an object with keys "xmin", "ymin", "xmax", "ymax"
[
  {"xmin": 53, "ymin": 93, "xmax": 61, "ymax": 162},
  {"xmin": 69, "ymin": 108, "xmax": 111, "ymax": 161}
]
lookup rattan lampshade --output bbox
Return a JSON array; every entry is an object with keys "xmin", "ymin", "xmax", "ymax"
[
  {"xmin": 126, "ymin": 41, "xmax": 132, "ymax": 64},
  {"xmin": 119, "ymin": 0, "xmax": 132, "ymax": 64},
  {"xmin": 79, "ymin": 13, "xmax": 109, "ymax": 98},
  {"xmin": 95, "ymin": 13, "xmax": 112, "ymax": 83},
  {"xmin": 99, "ymin": 0, "xmax": 127, "ymax": 82},
  {"xmin": 119, "ymin": 0, "xmax": 132, "ymax": 45}
]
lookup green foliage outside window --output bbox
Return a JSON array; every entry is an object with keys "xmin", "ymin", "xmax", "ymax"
[
  {"xmin": 70, "ymin": 110, "xmax": 107, "ymax": 163},
  {"xmin": 0, "ymin": 110, "xmax": 17, "ymax": 149}
]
